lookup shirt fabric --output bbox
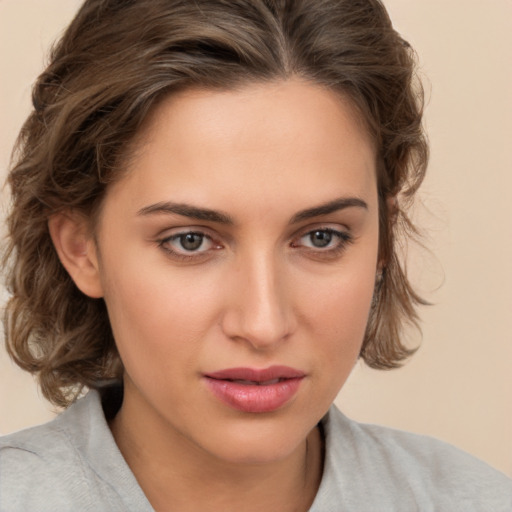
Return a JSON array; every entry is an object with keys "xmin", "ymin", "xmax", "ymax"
[{"xmin": 1, "ymin": 390, "xmax": 511, "ymax": 511}]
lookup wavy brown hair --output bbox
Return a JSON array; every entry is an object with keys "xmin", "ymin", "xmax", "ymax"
[{"xmin": 3, "ymin": 0, "xmax": 428, "ymax": 407}]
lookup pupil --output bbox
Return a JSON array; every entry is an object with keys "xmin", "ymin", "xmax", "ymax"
[
  {"xmin": 181, "ymin": 233, "xmax": 203, "ymax": 251},
  {"xmin": 311, "ymin": 230, "xmax": 331, "ymax": 248}
]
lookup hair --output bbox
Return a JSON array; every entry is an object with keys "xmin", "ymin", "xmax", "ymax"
[{"xmin": 3, "ymin": 0, "xmax": 428, "ymax": 407}]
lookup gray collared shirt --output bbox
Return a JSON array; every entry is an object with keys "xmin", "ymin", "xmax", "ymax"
[{"xmin": 1, "ymin": 391, "xmax": 511, "ymax": 511}]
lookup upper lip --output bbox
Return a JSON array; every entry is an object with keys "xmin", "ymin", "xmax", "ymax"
[{"xmin": 204, "ymin": 366, "xmax": 305, "ymax": 382}]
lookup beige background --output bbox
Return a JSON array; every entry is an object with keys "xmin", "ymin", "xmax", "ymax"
[{"xmin": 1, "ymin": 0, "xmax": 511, "ymax": 477}]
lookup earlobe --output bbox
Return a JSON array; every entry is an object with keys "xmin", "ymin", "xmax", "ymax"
[{"xmin": 48, "ymin": 212, "xmax": 104, "ymax": 298}]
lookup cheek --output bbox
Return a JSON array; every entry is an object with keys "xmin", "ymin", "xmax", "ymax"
[
  {"xmin": 285, "ymin": 267, "xmax": 375, "ymax": 409},
  {"xmin": 294, "ymin": 258, "xmax": 377, "ymax": 369},
  {"xmin": 99, "ymin": 253, "xmax": 223, "ymax": 372},
  {"xmin": 300, "ymin": 261, "xmax": 376, "ymax": 332}
]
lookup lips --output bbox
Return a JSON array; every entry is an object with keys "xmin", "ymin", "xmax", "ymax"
[{"xmin": 203, "ymin": 366, "xmax": 305, "ymax": 413}]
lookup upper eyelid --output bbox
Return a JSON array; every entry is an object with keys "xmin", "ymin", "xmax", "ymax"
[
  {"xmin": 162, "ymin": 230, "xmax": 211, "ymax": 239},
  {"xmin": 296, "ymin": 228, "xmax": 350, "ymax": 243},
  {"xmin": 292, "ymin": 223, "xmax": 351, "ymax": 239},
  {"xmin": 157, "ymin": 224, "xmax": 350, "ymax": 238},
  {"xmin": 157, "ymin": 225, "xmax": 217, "ymax": 240},
  {"xmin": 299, "ymin": 227, "xmax": 348, "ymax": 238}
]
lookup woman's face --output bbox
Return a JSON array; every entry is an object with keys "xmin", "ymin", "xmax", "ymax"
[{"xmin": 93, "ymin": 80, "xmax": 379, "ymax": 464}]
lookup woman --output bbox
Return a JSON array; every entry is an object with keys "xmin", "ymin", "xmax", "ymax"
[{"xmin": 1, "ymin": 0, "xmax": 511, "ymax": 510}]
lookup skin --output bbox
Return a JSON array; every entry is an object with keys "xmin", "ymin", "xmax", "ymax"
[{"xmin": 50, "ymin": 79, "xmax": 380, "ymax": 511}]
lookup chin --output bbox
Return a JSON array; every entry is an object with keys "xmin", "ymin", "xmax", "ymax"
[{"xmin": 197, "ymin": 413, "xmax": 315, "ymax": 466}]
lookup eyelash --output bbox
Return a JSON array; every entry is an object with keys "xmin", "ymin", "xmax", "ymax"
[
  {"xmin": 157, "ymin": 227, "xmax": 353, "ymax": 262},
  {"xmin": 292, "ymin": 228, "xmax": 353, "ymax": 257},
  {"xmin": 157, "ymin": 231, "xmax": 220, "ymax": 261}
]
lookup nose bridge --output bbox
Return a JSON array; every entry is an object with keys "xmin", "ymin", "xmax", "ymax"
[{"xmin": 223, "ymin": 247, "xmax": 293, "ymax": 349}]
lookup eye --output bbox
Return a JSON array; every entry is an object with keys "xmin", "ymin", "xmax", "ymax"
[
  {"xmin": 292, "ymin": 228, "xmax": 352, "ymax": 253},
  {"xmin": 175, "ymin": 233, "xmax": 208, "ymax": 252},
  {"xmin": 303, "ymin": 230, "xmax": 335, "ymax": 248},
  {"xmin": 158, "ymin": 230, "xmax": 220, "ymax": 259}
]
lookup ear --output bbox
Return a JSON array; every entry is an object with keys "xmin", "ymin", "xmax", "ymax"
[{"xmin": 48, "ymin": 211, "xmax": 104, "ymax": 298}]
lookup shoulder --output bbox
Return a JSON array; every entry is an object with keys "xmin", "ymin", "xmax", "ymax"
[
  {"xmin": 311, "ymin": 405, "xmax": 512, "ymax": 512},
  {"xmin": 0, "ymin": 399, "xmax": 94, "ymax": 510},
  {"xmin": 0, "ymin": 390, "xmax": 148, "ymax": 512}
]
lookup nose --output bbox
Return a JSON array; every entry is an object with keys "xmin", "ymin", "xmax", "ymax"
[{"xmin": 221, "ymin": 251, "xmax": 295, "ymax": 350}]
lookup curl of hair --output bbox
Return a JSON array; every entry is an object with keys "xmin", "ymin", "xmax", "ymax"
[{"xmin": 3, "ymin": 0, "xmax": 428, "ymax": 407}]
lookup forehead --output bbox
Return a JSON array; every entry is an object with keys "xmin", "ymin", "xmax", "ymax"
[{"xmin": 106, "ymin": 79, "xmax": 377, "ymax": 219}]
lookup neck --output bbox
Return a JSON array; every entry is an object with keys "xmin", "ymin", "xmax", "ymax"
[{"xmin": 109, "ymin": 391, "xmax": 324, "ymax": 512}]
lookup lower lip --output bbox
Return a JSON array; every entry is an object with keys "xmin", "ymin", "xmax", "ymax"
[{"xmin": 204, "ymin": 377, "xmax": 303, "ymax": 413}]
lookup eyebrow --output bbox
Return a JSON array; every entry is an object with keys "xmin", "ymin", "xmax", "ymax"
[
  {"xmin": 137, "ymin": 202, "xmax": 234, "ymax": 224},
  {"xmin": 137, "ymin": 196, "xmax": 368, "ymax": 225},
  {"xmin": 289, "ymin": 197, "xmax": 368, "ymax": 223}
]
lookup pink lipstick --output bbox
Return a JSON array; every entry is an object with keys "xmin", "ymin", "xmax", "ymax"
[{"xmin": 203, "ymin": 366, "xmax": 305, "ymax": 413}]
